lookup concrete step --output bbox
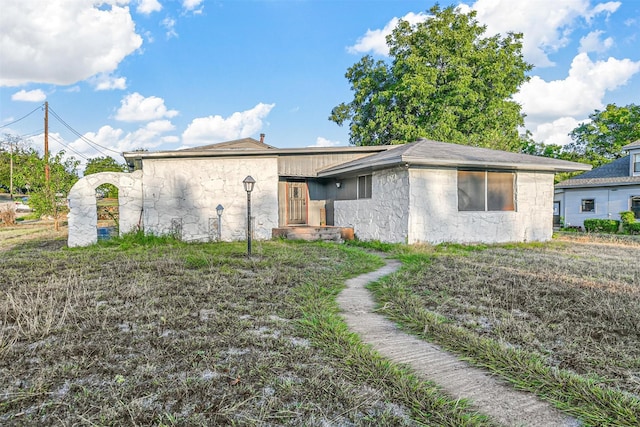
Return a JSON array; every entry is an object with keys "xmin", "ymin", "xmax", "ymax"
[{"xmin": 272, "ymin": 226, "xmax": 354, "ymax": 242}]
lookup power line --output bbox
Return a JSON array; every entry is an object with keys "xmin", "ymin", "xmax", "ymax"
[
  {"xmin": 0, "ymin": 104, "xmax": 43, "ymax": 129},
  {"xmin": 47, "ymin": 105, "xmax": 122, "ymax": 156},
  {"xmin": 48, "ymin": 133, "xmax": 91, "ymax": 161}
]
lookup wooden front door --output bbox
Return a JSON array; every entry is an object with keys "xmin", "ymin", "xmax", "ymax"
[{"xmin": 287, "ymin": 182, "xmax": 307, "ymax": 225}]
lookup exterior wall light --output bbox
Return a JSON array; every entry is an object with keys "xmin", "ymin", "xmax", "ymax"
[{"xmin": 336, "ymin": 181, "xmax": 341, "ymax": 188}]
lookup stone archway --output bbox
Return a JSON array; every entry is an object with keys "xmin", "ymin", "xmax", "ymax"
[{"xmin": 67, "ymin": 171, "xmax": 143, "ymax": 247}]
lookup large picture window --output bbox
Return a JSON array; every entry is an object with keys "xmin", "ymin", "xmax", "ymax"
[
  {"xmin": 458, "ymin": 170, "xmax": 515, "ymax": 211},
  {"xmin": 357, "ymin": 175, "xmax": 372, "ymax": 199}
]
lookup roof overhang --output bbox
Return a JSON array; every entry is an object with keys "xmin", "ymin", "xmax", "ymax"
[
  {"xmin": 123, "ymin": 145, "xmax": 389, "ymax": 162},
  {"xmin": 318, "ymin": 156, "xmax": 591, "ymax": 178}
]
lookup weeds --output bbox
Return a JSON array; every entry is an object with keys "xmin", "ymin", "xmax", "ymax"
[
  {"xmin": 368, "ymin": 240, "xmax": 640, "ymax": 426},
  {"xmin": 0, "ymin": 237, "xmax": 486, "ymax": 426}
]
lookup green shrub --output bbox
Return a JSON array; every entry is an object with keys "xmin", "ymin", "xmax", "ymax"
[
  {"xmin": 620, "ymin": 211, "xmax": 636, "ymax": 226},
  {"xmin": 583, "ymin": 219, "xmax": 620, "ymax": 233},
  {"xmin": 625, "ymin": 222, "xmax": 640, "ymax": 235}
]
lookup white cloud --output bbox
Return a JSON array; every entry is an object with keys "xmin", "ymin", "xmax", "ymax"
[
  {"xmin": 347, "ymin": 12, "xmax": 428, "ymax": 56},
  {"xmin": 162, "ymin": 17, "xmax": 178, "ymax": 39},
  {"xmin": 463, "ymin": 0, "xmax": 621, "ymax": 67},
  {"xmin": 515, "ymin": 53, "xmax": 640, "ymax": 145},
  {"xmin": 137, "ymin": 0, "xmax": 162, "ymax": 15},
  {"xmin": 308, "ymin": 137, "xmax": 342, "ymax": 148},
  {"xmin": 50, "ymin": 121, "xmax": 178, "ymax": 165},
  {"xmin": 579, "ymin": 30, "xmax": 614, "ymax": 53},
  {"xmin": 183, "ymin": 0, "xmax": 204, "ymax": 14},
  {"xmin": 92, "ymin": 74, "xmax": 127, "ymax": 91},
  {"xmin": 0, "ymin": 0, "xmax": 143, "ymax": 86},
  {"xmin": 145, "ymin": 120, "xmax": 176, "ymax": 133},
  {"xmin": 515, "ymin": 53, "xmax": 640, "ymax": 120},
  {"xmin": 528, "ymin": 116, "xmax": 584, "ymax": 146},
  {"xmin": 115, "ymin": 93, "xmax": 179, "ymax": 122},
  {"xmin": 11, "ymin": 89, "xmax": 46, "ymax": 102},
  {"xmin": 182, "ymin": 103, "xmax": 275, "ymax": 145}
]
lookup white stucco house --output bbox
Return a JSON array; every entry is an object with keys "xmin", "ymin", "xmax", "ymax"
[
  {"xmin": 67, "ymin": 137, "xmax": 589, "ymax": 247},
  {"xmin": 554, "ymin": 140, "xmax": 640, "ymax": 228}
]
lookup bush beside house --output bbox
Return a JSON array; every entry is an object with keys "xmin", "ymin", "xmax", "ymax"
[{"xmin": 581, "ymin": 211, "xmax": 639, "ymax": 235}]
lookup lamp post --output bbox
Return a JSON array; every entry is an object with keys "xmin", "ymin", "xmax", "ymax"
[
  {"xmin": 216, "ymin": 204, "xmax": 224, "ymax": 241},
  {"xmin": 242, "ymin": 176, "xmax": 256, "ymax": 256}
]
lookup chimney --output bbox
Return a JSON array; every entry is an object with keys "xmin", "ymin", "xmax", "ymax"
[{"xmin": 260, "ymin": 133, "xmax": 265, "ymax": 144}]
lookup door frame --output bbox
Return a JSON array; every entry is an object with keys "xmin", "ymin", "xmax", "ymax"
[{"xmin": 286, "ymin": 180, "xmax": 308, "ymax": 225}]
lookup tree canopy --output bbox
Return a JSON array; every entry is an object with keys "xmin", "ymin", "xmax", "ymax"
[
  {"xmin": 83, "ymin": 156, "xmax": 127, "ymax": 176},
  {"xmin": 330, "ymin": 5, "xmax": 531, "ymax": 151},
  {"xmin": 565, "ymin": 104, "xmax": 640, "ymax": 168}
]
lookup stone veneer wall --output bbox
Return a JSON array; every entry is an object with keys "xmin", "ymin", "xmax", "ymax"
[
  {"xmin": 333, "ymin": 167, "xmax": 554, "ymax": 244},
  {"xmin": 408, "ymin": 168, "xmax": 554, "ymax": 244},
  {"xmin": 141, "ymin": 157, "xmax": 279, "ymax": 242},
  {"xmin": 334, "ymin": 167, "xmax": 410, "ymax": 242},
  {"xmin": 68, "ymin": 171, "xmax": 143, "ymax": 247}
]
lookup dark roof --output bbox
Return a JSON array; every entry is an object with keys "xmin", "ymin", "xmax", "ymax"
[
  {"xmin": 179, "ymin": 138, "xmax": 276, "ymax": 151},
  {"xmin": 317, "ymin": 139, "xmax": 590, "ymax": 177},
  {"xmin": 556, "ymin": 155, "xmax": 640, "ymax": 188}
]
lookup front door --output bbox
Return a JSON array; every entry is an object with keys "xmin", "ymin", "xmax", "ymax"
[{"xmin": 287, "ymin": 182, "xmax": 307, "ymax": 225}]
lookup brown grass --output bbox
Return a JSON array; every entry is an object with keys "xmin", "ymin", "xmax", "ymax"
[
  {"xmin": 0, "ymin": 238, "xmax": 437, "ymax": 426},
  {"xmin": 394, "ymin": 240, "xmax": 640, "ymax": 396}
]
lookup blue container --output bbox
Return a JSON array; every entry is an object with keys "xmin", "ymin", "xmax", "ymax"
[{"xmin": 97, "ymin": 226, "xmax": 116, "ymax": 241}]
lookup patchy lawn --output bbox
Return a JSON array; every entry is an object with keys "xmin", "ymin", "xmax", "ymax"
[
  {"xmin": 366, "ymin": 238, "xmax": 640, "ymax": 425},
  {"xmin": 0, "ymin": 235, "xmax": 489, "ymax": 426}
]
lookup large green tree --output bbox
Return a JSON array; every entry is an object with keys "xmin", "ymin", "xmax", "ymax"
[
  {"xmin": 565, "ymin": 104, "xmax": 640, "ymax": 168},
  {"xmin": 330, "ymin": 5, "xmax": 531, "ymax": 150}
]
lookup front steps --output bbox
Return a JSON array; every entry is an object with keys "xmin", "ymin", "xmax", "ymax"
[{"xmin": 272, "ymin": 226, "xmax": 354, "ymax": 243}]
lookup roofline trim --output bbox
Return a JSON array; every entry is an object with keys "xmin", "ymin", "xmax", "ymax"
[{"xmin": 123, "ymin": 145, "xmax": 390, "ymax": 161}]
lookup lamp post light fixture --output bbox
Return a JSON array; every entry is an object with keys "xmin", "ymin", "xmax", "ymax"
[
  {"xmin": 216, "ymin": 204, "xmax": 224, "ymax": 241},
  {"xmin": 242, "ymin": 175, "xmax": 256, "ymax": 256}
]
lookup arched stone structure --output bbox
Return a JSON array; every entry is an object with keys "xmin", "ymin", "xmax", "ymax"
[{"xmin": 67, "ymin": 171, "xmax": 143, "ymax": 247}]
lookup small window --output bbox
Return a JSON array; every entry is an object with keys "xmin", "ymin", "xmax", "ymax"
[
  {"xmin": 357, "ymin": 175, "xmax": 372, "ymax": 199},
  {"xmin": 581, "ymin": 199, "xmax": 595, "ymax": 212},
  {"xmin": 631, "ymin": 196, "xmax": 640, "ymax": 219},
  {"xmin": 634, "ymin": 154, "xmax": 640, "ymax": 174}
]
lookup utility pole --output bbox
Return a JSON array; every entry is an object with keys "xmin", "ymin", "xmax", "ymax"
[
  {"xmin": 44, "ymin": 101, "xmax": 49, "ymax": 182},
  {"xmin": 9, "ymin": 137, "xmax": 13, "ymax": 200}
]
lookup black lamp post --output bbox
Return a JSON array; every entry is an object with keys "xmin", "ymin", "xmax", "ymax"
[
  {"xmin": 242, "ymin": 176, "xmax": 256, "ymax": 256},
  {"xmin": 216, "ymin": 204, "xmax": 224, "ymax": 241}
]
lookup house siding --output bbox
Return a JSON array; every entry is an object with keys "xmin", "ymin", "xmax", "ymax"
[
  {"xmin": 142, "ymin": 157, "xmax": 279, "ymax": 242},
  {"xmin": 334, "ymin": 167, "xmax": 410, "ymax": 242},
  {"xmin": 407, "ymin": 169, "xmax": 554, "ymax": 244},
  {"xmin": 554, "ymin": 186, "xmax": 640, "ymax": 228}
]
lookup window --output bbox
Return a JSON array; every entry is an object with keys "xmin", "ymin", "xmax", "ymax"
[
  {"xmin": 631, "ymin": 196, "xmax": 640, "ymax": 219},
  {"xmin": 634, "ymin": 154, "xmax": 640, "ymax": 174},
  {"xmin": 581, "ymin": 199, "xmax": 595, "ymax": 212},
  {"xmin": 457, "ymin": 170, "xmax": 515, "ymax": 211},
  {"xmin": 357, "ymin": 175, "xmax": 372, "ymax": 199}
]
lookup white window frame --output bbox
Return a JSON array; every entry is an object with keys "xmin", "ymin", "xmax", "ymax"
[
  {"xmin": 581, "ymin": 199, "xmax": 595, "ymax": 213},
  {"xmin": 357, "ymin": 174, "xmax": 372, "ymax": 199}
]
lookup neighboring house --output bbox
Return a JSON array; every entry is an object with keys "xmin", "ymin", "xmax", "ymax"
[
  {"xmin": 554, "ymin": 140, "xmax": 640, "ymax": 228},
  {"xmin": 67, "ymin": 137, "xmax": 588, "ymax": 247}
]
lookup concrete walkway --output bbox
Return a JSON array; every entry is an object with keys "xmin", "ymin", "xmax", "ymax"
[{"xmin": 336, "ymin": 257, "xmax": 580, "ymax": 427}]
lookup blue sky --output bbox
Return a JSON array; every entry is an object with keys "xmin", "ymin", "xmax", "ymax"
[{"xmin": 1, "ymin": 0, "xmax": 639, "ymax": 168}]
